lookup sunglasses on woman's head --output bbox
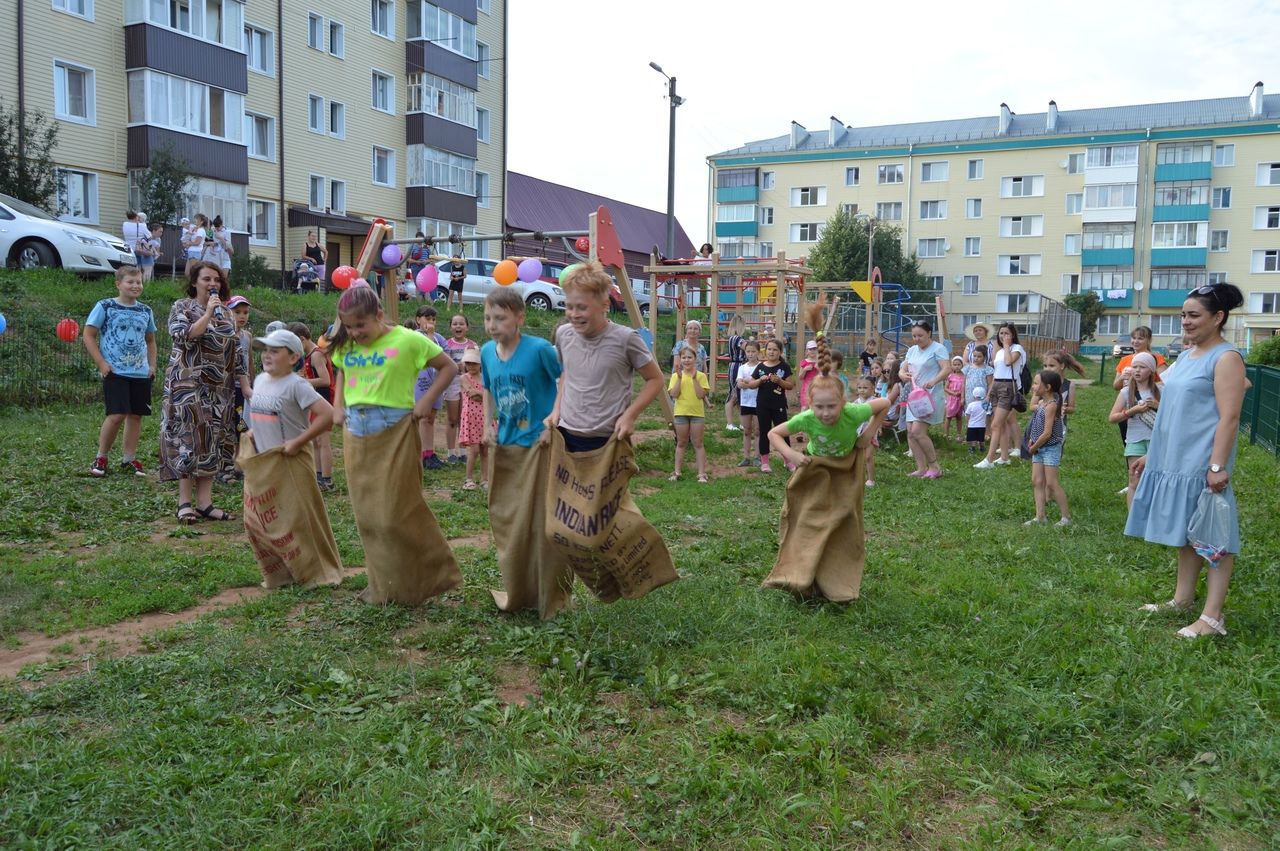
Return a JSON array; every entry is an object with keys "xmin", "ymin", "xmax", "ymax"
[{"xmin": 1191, "ymin": 284, "xmax": 1222, "ymax": 296}]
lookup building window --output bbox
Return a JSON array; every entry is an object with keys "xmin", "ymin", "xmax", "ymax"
[
  {"xmin": 243, "ymin": 24, "xmax": 273, "ymax": 74},
  {"xmin": 841, "ymin": 203, "xmax": 859, "ymax": 217},
  {"xmin": 1064, "ymin": 234, "xmax": 1080, "ymax": 256},
  {"xmin": 1214, "ymin": 144, "xmax": 1235, "ymax": 167},
  {"xmin": 790, "ymin": 223, "xmax": 822, "ymax": 242},
  {"xmin": 371, "ymin": 71, "xmax": 394, "ymax": 113},
  {"xmin": 921, "ymin": 161, "xmax": 949, "ymax": 182},
  {"xmin": 407, "ymin": 144, "xmax": 476, "ymax": 195},
  {"xmin": 53, "ymin": 0, "xmax": 93, "ymax": 20},
  {"xmin": 1212, "ymin": 187, "xmax": 1231, "ymax": 209},
  {"xmin": 716, "ymin": 168, "xmax": 756, "ymax": 188},
  {"xmin": 1210, "ymin": 230, "xmax": 1229, "ymax": 252},
  {"xmin": 330, "ymin": 179, "xmax": 346, "ymax": 214},
  {"xmin": 475, "ymin": 171, "xmax": 489, "ymax": 207},
  {"xmin": 963, "ymin": 198, "xmax": 982, "ymax": 219},
  {"xmin": 1097, "ymin": 314, "xmax": 1130, "ymax": 336},
  {"xmin": 1000, "ymin": 215, "xmax": 1042, "ymax": 237},
  {"xmin": 329, "ymin": 20, "xmax": 344, "ymax": 57},
  {"xmin": 875, "ymin": 202, "xmax": 902, "ymax": 221},
  {"xmin": 1083, "ymin": 223, "xmax": 1135, "ymax": 250},
  {"xmin": 1151, "ymin": 315, "xmax": 1182, "ymax": 335},
  {"xmin": 1252, "ymin": 292, "xmax": 1280, "ymax": 313},
  {"xmin": 1066, "ymin": 192, "xmax": 1083, "ymax": 214},
  {"xmin": 1257, "ymin": 206, "xmax": 1280, "ymax": 229},
  {"xmin": 307, "ymin": 12, "xmax": 323, "ymax": 49},
  {"xmin": 410, "ymin": 2, "xmax": 478, "ymax": 58},
  {"xmin": 1001, "ymin": 175, "xmax": 1044, "ymax": 198},
  {"xmin": 56, "ymin": 168, "xmax": 98, "ymax": 223},
  {"xmin": 406, "ymin": 72, "xmax": 476, "ymax": 126},
  {"xmin": 124, "ymin": 0, "xmax": 244, "ymax": 50},
  {"xmin": 877, "ymin": 164, "xmax": 903, "ymax": 184},
  {"xmin": 1254, "ymin": 250, "xmax": 1280, "ymax": 273},
  {"xmin": 961, "ymin": 275, "xmax": 979, "ymax": 295},
  {"xmin": 917, "ymin": 238, "xmax": 945, "ymax": 258},
  {"xmin": 476, "ymin": 107, "xmax": 489, "ymax": 142},
  {"xmin": 329, "ymin": 101, "xmax": 345, "ymax": 138},
  {"xmin": 925, "ymin": 276, "xmax": 944, "ymax": 291},
  {"xmin": 1154, "ymin": 181, "xmax": 1209, "ymax": 206},
  {"xmin": 477, "ymin": 0, "xmax": 490, "ymax": 12},
  {"xmin": 791, "ymin": 186, "xmax": 826, "ymax": 206},
  {"xmin": 999, "ymin": 255, "xmax": 1040, "ymax": 276},
  {"xmin": 1061, "ymin": 273, "xmax": 1080, "ymax": 295},
  {"xmin": 1000, "ymin": 294, "xmax": 1031, "ymax": 313},
  {"xmin": 1208, "ymin": 271, "xmax": 1228, "ymax": 284},
  {"xmin": 371, "ymin": 0, "xmax": 393, "ymax": 38},
  {"xmin": 715, "ymin": 205, "xmax": 755, "ymax": 223},
  {"xmin": 1066, "ymin": 152, "xmax": 1085, "ymax": 174},
  {"xmin": 1152, "ymin": 222, "xmax": 1207, "ymax": 249},
  {"xmin": 248, "ymin": 198, "xmax": 276, "ymax": 245},
  {"xmin": 919, "ymin": 200, "xmax": 946, "ymax": 220},
  {"xmin": 1084, "ymin": 183, "xmax": 1137, "ymax": 209},
  {"xmin": 845, "ymin": 166, "xmax": 859, "ymax": 186},
  {"xmin": 1155, "ymin": 142, "xmax": 1212, "ymax": 165},
  {"xmin": 760, "ymin": 171, "xmax": 775, "ymax": 190},
  {"xmin": 964, "ymin": 237, "xmax": 981, "ymax": 257},
  {"xmin": 167, "ymin": 176, "xmax": 246, "ymax": 230},
  {"xmin": 1082, "ymin": 267, "xmax": 1134, "ymax": 291},
  {"xmin": 967, "ymin": 158, "xmax": 983, "ymax": 180},
  {"xmin": 127, "ymin": 69, "xmax": 244, "ymax": 143},
  {"xmin": 309, "ymin": 174, "xmax": 324, "ymax": 210},
  {"xmin": 759, "ymin": 241, "xmax": 773, "ymax": 257},
  {"xmin": 244, "ymin": 112, "xmax": 274, "ymax": 160},
  {"xmin": 1151, "ymin": 269, "xmax": 1206, "ymax": 291},
  {"xmin": 308, "ymin": 94, "xmax": 324, "ymax": 132},
  {"xmin": 477, "ymin": 41, "xmax": 490, "ymax": 78},
  {"xmin": 372, "ymin": 146, "xmax": 395, "ymax": 187},
  {"xmin": 1258, "ymin": 163, "xmax": 1280, "ymax": 186},
  {"xmin": 53, "ymin": 60, "xmax": 95, "ymax": 124},
  {"xmin": 758, "ymin": 207, "xmax": 773, "ymax": 225},
  {"xmin": 1087, "ymin": 144, "xmax": 1139, "ymax": 167}
]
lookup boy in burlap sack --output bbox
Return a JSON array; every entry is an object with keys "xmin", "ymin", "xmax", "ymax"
[
  {"xmin": 239, "ymin": 327, "xmax": 343, "ymax": 588},
  {"xmin": 329, "ymin": 287, "xmax": 463, "ymax": 605},
  {"xmin": 544, "ymin": 261, "xmax": 677, "ymax": 602},
  {"xmin": 480, "ymin": 287, "xmax": 573, "ymax": 619},
  {"xmin": 763, "ymin": 303, "xmax": 898, "ymax": 602}
]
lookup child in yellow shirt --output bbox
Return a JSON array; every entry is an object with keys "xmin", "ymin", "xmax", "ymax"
[{"xmin": 667, "ymin": 347, "xmax": 710, "ymax": 482}]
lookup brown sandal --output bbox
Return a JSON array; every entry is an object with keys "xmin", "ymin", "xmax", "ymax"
[
  {"xmin": 198, "ymin": 505, "xmax": 235, "ymax": 521},
  {"xmin": 176, "ymin": 502, "xmax": 200, "ymax": 525}
]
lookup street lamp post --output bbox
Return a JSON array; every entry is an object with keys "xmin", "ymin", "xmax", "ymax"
[{"xmin": 649, "ymin": 62, "xmax": 685, "ymax": 260}]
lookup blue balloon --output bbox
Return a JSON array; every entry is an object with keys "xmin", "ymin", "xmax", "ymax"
[{"xmin": 0, "ymin": 312, "xmax": 7, "ymax": 336}]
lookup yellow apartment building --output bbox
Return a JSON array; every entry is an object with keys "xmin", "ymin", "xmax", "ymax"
[
  {"xmin": 3, "ymin": 0, "xmax": 506, "ymax": 281},
  {"xmin": 707, "ymin": 86, "xmax": 1280, "ymax": 351}
]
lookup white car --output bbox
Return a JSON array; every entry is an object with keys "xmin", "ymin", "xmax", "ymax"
[
  {"xmin": 433, "ymin": 258, "xmax": 566, "ymax": 311},
  {"xmin": 0, "ymin": 192, "xmax": 136, "ymax": 275}
]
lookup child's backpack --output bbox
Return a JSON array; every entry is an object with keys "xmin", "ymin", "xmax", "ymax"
[{"xmin": 905, "ymin": 381, "xmax": 935, "ymax": 419}]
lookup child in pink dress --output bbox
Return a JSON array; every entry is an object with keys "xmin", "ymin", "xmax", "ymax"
[
  {"xmin": 944, "ymin": 356, "xmax": 966, "ymax": 440},
  {"xmin": 458, "ymin": 347, "xmax": 487, "ymax": 489}
]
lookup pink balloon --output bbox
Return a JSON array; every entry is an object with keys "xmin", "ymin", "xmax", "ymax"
[
  {"xmin": 416, "ymin": 265, "xmax": 439, "ymax": 292},
  {"xmin": 351, "ymin": 278, "xmax": 369, "ymax": 288}
]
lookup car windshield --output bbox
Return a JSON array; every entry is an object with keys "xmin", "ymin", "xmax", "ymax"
[{"xmin": 0, "ymin": 193, "xmax": 57, "ymax": 220}]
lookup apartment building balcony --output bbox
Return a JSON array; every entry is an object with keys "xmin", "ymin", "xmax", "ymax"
[
  {"xmin": 1151, "ymin": 247, "xmax": 1208, "ymax": 267},
  {"xmin": 1083, "ymin": 287, "xmax": 1134, "ymax": 308},
  {"xmin": 127, "ymin": 126, "xmax": 247, "ymax": 184},
  {"xmin": 406, "ymin": 187, "xmax": 477, "ymax": 224},
  {"xmin": 1084, "ymin": 165, "xmax": 1138, "ymax": 185},
  {"xmin": 1149, "ymin": 288, "xmax": 1191, "ymax": 308},
  {"xmin": 716, "ymin": 185, "xmax": 758, "ymax": 203},
  {"xmin": 124, "ymin": 23, "xmax": 247, "ymax": 95},
  {"xmin": 715, "ymin": 221, "xmax": 758, "ymax": 238},
  {"xmin": 1081, "ymin": 248, "xmax": 1134, "ymax": 266},
  {"xmin": 405, "ymin": 113, "xmax": 477, "ymax": 156},
  {"xmin": 1153, "ymin": 203, "xmax": 1210, "ymax": 222},
  {"xmin": 1082, "ymin": 207, "xmax": 1137, "ymax": 224},
  {"xmin": 1154, "ymin": 161, "xmax": 1213, "ymax": 182}
]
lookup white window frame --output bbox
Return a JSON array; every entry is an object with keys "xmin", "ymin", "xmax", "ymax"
[
  {"xmin": 715, "ymin": 205, "xmax": 755, "ymax": 224},
  {"xmin": 961, "ymin": 275, "xmax": 979, "ymax": 295},
  {"xmin": 55, "ymin": 168, "xmax": 99, "ymax": 224},
  {"xmin": 875, "ymin": 201, "xmax": 902, "ymax": 221},
  {"xmin": 248, "ymin": 198, "xmax": 276, "ymax": 246},
  {"xmin": 477, "ymin": 0, "xmax": 490, "ymax": 12},
  {"xmin": 1256, "ymin": 206, "xmax": 1280, "ymax": 229},
  {"xmin": 475, "ymin": 171, "xmax": 489, "ymax": 208},
  {"xmin": 406, "ymin": 72, "xmax": 476, "ymax": 126},
  {"xmin": 1210, "ymin": 230, "xmax": 1229, "ymax": 252},
  {"xmin": 53, "ymin": 59, "xmax": 96, "ymax": 125},
  {"xmin": 1152, "ymin": 222, "xmax": 1207, "ymax": 249},
  {"xmin": 1257, "ymin": 163, "xmax": 1280, "ymax": 187},
  {"xmin": 1255, "ymin": 250, "xmax": 1280, "ymax": 273},
  {"xmin": 925, "ymin": 276, "xmax": 944, "ymax": 292},
  {"xmin": 370, "ymin": 0, "xmax": 394, "ymax": 39},
  {"xmin": 371, "ymin": 70, "xmax": 395, "ymax": 114},
  {"xmin": 328, "ymin": 101, "xmax": 345, "ymax": 139},
  {"xmin": 307, "ymin": 12, "xmax": 324, "ymax": 50},
  {"xmin": 1001, "ymin": 175, "xmax": 1045, "ymax": 198},
  {"xmin": 877, "ymin": 163, "xmax": 904, "ymax": 185},
  {"xmin": 760, "ymin": 171, "xmax": 775, "ymax": 190},
  {"xmin": 1152, "ymin": 315, "xmax": 1182, "ymax": 335},
  {"xmin": 126, "ymin": 69, "xmax": 245, "ymax": 144},
  {"xmin": 1214, "ymin": 144, "xmax": 1235, "ymax": 167},
  {"xmin": 1084, "ymin": 183, "xmax": 1138, "ymax": 209},
  {"xmin": 1212, "ymin": 187, "xmax": 1231, "ymax": 210},
  {"xmin": 476, "ymin": 107, "xmax": 490, "ymax": 143},
  {"xmin": 967, "ymin": 158, "xmax": 983, "ymax": 180},
  {"xmin": 244, "ymin": 111, "xmax": 274, "ymax": 161},
  {"xmin": 328, "ymin": 20, "xmax": 344, "ymax": 58},
  {"xmin": 477, "ymin": 41, "xmax": 491, "ymax": 79},
  {"xmin": 407, "ymin": 144, "xmax": 476, "ymax": 195},
  {"xmin": 921, "ymin": 161, "xmax": 949, "ymax": 182},
  {"xmin": 243, "ymin": 23, "xmax": 273, "ymax": 75},
  {"xmin": 125, "ymin": 0, "xmax": 245, "ymax": 51},
  {"xmin": 1061, "ymin": 273, "xmax": 1080, "ymax": 295},
  {"xmin": 1000, "ymin": 215, "xmax": 1043, "ymax": 237},
  {"xmin": 53, "ymin": 0, "xmax": 94, "ymax": 21},
  {"xmin": 964, "ymin": 237, "xmax": 981, "ymax": 257},
  {"xmin": 1087, "ymin": 144, "xmax": 1139, "ymax": 167},
  {"xmin": 965, "ymin": 198, "xmax": 982, "ymax": 219},
  {"xmin": 1066, "ymin": 152, "xmax": 1085, "ymax": 174},
  {"xmin": 790, "ymin": 186, "xmax": 827, "ymax": 207},
  {"xmin": 372, "ymin": 145, "xmax": 396, "ymax": 187},
  {"xmin": 309, "ymin": 174, "xmax": 325, "ymax": 210},
  {"xmin": 330, "ymin": 179, "xmax": 347, "ymax": 215},
  {"xmin": 917, "ymin": 238, "xmax": 945, "ymax": 258},
  {"xmin": 1064, "ymin": 233, "xmax": 1081, "ymax": 256},
  {"xmin": 998, "ymin": 254, "xmax": 1042, "ymax": 276},
  {"xmin": 790, "ymin": 223, "xmax": 822, "ymax": 243},
  {"xmin": 758, "ymin": 206, "xmax": 774, "ymax": 226},
  {"xmin": 1066, "ymin": 193, "xmax": 1083, "ymax": 215},
  {"xmin": 759, "ymin": 241, "xmax": 773, "ymax": 257},
  {"xmin": 845, "ymin": 166, "xmax": 859, "ymax": 186},
  {"xmin": 307, "ymin": 94, "xmax": 324, "ymax": 133},
  {"xmin": 919, "ymin": 200, "xmax": 946, "ymax": 220},
  {"xmin": 1208, "ymin": 271, "xmax": 1229, "ymax": 284},
  {"xmin": 1096, "ymin": 315, "xmax": 1131, "ymax": 337}
]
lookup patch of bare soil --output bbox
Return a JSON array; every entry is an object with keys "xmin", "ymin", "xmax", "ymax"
[
  {"xmin": 629, "ymin": 428, "xmax": 673, "ymax": 445},
  {"xmin": 495, "ymin": 663, "xmax": 542, "ymax": 707},
  {"xmin": 633, "ymin": 485, "xmax": 660, "ymax": 497},
  {"xmin": 448, "ymin": 533, "xmax": 491, "ymax": 550}
]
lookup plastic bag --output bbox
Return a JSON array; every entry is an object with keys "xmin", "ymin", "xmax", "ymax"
[
  {"xmin": 906, "ymin": 382, "xmax": 935, "ymax": 419},
  {"xmin": 1187, "ymin": 487, "xmax": 1232, "ymax": 566}
]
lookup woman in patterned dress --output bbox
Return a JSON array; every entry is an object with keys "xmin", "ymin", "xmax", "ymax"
[{"xmin": 160, "ymin": 261, "xmax": 247, "ymax": 523}]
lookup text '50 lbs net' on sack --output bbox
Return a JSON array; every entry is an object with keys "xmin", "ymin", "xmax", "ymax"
[
  {"xmin": 238, "ymin": 435, "xmax": 344, "ymax": 589},
  {"xmin": 545, "ymin": 431, "xmax": 677, "ymax": 603}
]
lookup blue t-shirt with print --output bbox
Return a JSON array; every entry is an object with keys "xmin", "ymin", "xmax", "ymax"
[
  {"xmin": 85, "ymin": 298, "xmax": 157, "ymax": 378},
  {"xmin": 481, "ymin": 335, "xmax": 561, "ymax": 447}
]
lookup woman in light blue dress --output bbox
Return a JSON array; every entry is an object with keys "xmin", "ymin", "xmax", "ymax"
[
  {"xmin": 903, "ymin": 320, "xmax": 951, "ymax": 478},
  {"xmin": 1125, "ymin": 283, "xmax": 1247, "ymax": 639}
]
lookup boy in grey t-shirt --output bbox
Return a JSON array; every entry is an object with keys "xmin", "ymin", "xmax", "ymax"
[{"xmin": 247, "ymin": 329, "xmax": 334, "ymax": 455}]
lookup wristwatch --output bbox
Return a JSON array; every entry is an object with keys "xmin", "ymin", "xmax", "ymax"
[{"xmin": 1208, "ymin": 463, "xmax": 1225, "ymax": 474}]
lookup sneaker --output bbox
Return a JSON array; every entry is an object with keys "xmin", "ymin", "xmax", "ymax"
[
  {"xmin": 865, "ymin": 480, "xmax": 875, "ymax": 487},
  {"xmin": 1009, "ymin": 448, "xmax": 1022, "ymax": 459},
  {"xmin": 1023, "ymin": 518, "xmax": 1047, "ymax": 527},
  {"xmin": 993, "ymin": 458, "xmax": 1012, "ymax": 466},
  {"xmin": 1117, "ymin": 486, "xmax": 1129, "ymax": 496},
  {"xmin": 448, "ymin": 454, "xmax": 464, "ymax": 465},
  {"xmin": 121, "ymin": 459, "xmax": 146, "ymax": 477},
  {"xmin": 759, "ymin": 463, "xmax": 772, "ymax": 474},
  {"xmin": 318, "ymin": 477, "xmax": 335, "ymax": 493},
  {"xmin": 423, "ymin": 455, "xmax": 445, "ymax": 471},
  {"xmin": 973, "ymin": 458, "xmax": 994, "ymax": 469},
  {"xmin": 1055, "ymin": 518, "xmax": 1072, "ymax": 527},
  {"xmin": 736, "ymin": 458, "xmax": 752, "ymax": 467},
  {"xmin": 90, "ymin": 456, "xmax": 108, "ymax": 477},
  {"xmin": 725, "ymin": 424, "xmax": 740, "ymax": 431}
]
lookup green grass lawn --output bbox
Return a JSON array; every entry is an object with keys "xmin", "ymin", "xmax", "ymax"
[{"xmin": 2, "ymin": 310, "xmax": 1279, "ymax": 845}]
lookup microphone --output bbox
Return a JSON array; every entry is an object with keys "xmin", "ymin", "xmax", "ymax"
[{"xmin": 209, "ymin": 286, "xmax": 224, "ymax": 319}]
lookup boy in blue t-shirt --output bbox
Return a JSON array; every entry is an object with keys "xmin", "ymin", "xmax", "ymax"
[
  {"xmin": 83, "ymin": 265, "xmax": 157, "ymax": 477},
  {"xmin": 480, "ymin": 292, "xmax": 561, "ymax": 447}
]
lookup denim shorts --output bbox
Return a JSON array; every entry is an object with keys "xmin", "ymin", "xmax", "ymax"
[
  {"xmin": 673, "ymin": 415, "xmax": 704, "ymax": 426},
  {"xmin": 345, "ymin": 404, "xmax": 412, "ymax": 437},
  {"xmin": 1032, "ymin": 442, "xmax": 1063, "ymax": 467}
]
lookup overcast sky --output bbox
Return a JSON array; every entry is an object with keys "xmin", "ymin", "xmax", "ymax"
[{"xmin": 507, "ymin": 0, "xmax": 1280, "ymax": 254}]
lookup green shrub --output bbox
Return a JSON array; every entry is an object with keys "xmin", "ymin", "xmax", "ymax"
[
  {"xmin": 232, "ymin": 253, "xmax": 284, "ymax": 291},
  {"xmin": 1246, "ymin": 334, "xmax": 1280, "ymax": 366}
]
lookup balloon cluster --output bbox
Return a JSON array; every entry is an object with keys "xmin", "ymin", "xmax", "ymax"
[{"xmin": 495, "ymin": 258, "xmax": 545, "ymax": 286}]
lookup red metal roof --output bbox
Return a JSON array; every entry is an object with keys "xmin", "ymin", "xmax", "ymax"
[{"xmin": 506, "ymin": 172, "xmax": 696, "ymax": 259}]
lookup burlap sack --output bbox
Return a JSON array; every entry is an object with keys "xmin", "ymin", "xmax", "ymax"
[
  {"xmin": 762, "ymin": 431, "xmax": 873, "ymax": 602},
  {"xmin": 344, "ymin": 415, "xmax": 462, "ymax": 604},
  {"xmin": 238, "ymin": 435, "xmax": 344, "ymax": 589},
  {"xmin": 488, "ymin": 442, "xmax": 574, "ymax": 620},
  {"xmin": 544, "ymin": 431, "xmax": 678, "ymax": 603}
]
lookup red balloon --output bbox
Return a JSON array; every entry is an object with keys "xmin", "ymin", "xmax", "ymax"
[
  {"xmin": 331, "ymin": 265, "xmax": 357, "ymax": 290},
  {"xmin": 56, "ymin": 318, "xmax": 80, "ymax": 342},
  {"xmin": 575, "ymin": 236, "xmax": 590, "ymax": 253}
]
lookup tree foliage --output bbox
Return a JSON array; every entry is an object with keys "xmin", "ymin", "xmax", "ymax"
[
  {"xmin": 0, "ymin": 99, "xmax": 60, "ymax": 211},
  {"xmin": 134, "ymin": 144, "xmax": 194, "ymax": 227},
  {"xmin": 1246, "ymin": 334, "xmax": 1280, "ymax": 366},
  {"xmin": 1063, "ymin": 292, "xmax": 1106, "ymax": 341},
  {"xmin": 807, "ymin": 209, "xmax": 932, "ymax": 305}
]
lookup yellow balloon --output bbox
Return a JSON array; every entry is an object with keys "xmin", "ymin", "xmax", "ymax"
[{"xmin": 494, "ymin": 259, "xmax": 518, "ymax": 286}]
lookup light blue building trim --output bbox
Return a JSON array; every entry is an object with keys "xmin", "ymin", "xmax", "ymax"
[
  {"xmin": 1153, "ymin": 204, "xmax": 1210, "ymax": 222},
  {"xmin": 715, "ymin": 221, "xmax": 758, "ymax": 238},
  {"xmin": 1081, "ymin": 248, "xmax": 1135, "ymax": 266},
  {"xmin": 1154, "ymin": 162, "xmax": 1213, "ymax": 182},
  {"xmin": 716, "ymin": 185, "xmax": 758, "ymax": 203},
  {"xmin": 1087, "ymin": 289, "xmax": 1134, "ymax": 308},
  {"xmin": 1149, "ymin": 289, "xmax": 1190, "ymax": 308},
  {"xmin": 1151, "ymin": 247, "xmax": 1208, "ymax": 267}
]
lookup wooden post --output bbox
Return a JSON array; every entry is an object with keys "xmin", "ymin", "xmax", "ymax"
[{"xmin": 708, "ymin": 252, "xmax": 721, "ymax": 395}]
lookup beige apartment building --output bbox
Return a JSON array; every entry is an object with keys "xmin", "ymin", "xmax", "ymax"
[
  {"xmin": 4, "ymin": 0, "xmax": 506, "ymax": 279},
  {"xmin": 707, "ymin": 86, "xmax": 1280, "ymax": 351}
]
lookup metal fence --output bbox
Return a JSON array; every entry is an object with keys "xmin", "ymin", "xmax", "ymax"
[{"xmin": 1242, "ymin": 364, "xmax": 1280, "ymax": 458}]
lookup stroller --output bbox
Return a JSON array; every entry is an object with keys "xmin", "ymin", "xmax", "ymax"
[{"xmin": 292, "ymin": 259, "xmax": 322, "ymax": 293}]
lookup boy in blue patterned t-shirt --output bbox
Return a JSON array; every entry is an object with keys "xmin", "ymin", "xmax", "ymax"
[{"xmin": 84, "ymin": 265, "xmax": 157, "ymax": 477}]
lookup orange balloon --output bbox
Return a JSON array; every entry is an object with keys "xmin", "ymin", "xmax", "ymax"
[{"xmin": 494, "ymin": 259, "xmax": 518, "ymax": 286}]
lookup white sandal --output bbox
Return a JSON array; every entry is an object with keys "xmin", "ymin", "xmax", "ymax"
[
  {"xmin": 1176, "ymin": 613, "xmax": 1227, "ymax": 639},
  {"xmin": 1139, "ymin": 598, "xmax": 1193, "ymax": 613}
]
